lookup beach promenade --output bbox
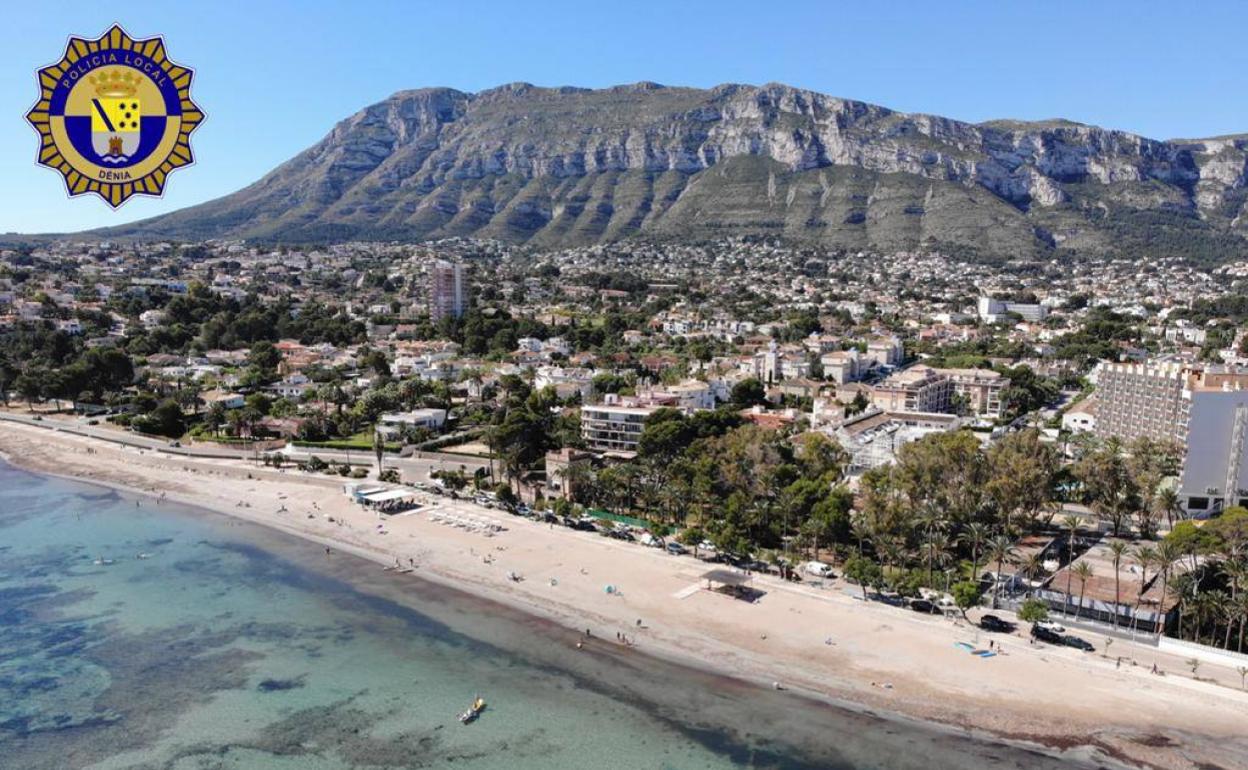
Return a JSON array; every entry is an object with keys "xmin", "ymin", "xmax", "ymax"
[{"xmin": 2, "ymin": 420, "xmax": 1246, "ymax": 770}]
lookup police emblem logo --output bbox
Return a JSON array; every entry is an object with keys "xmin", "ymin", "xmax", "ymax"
[{"xmin": 24, "ymin": 24, "xmax": 204, "ymax": 208}]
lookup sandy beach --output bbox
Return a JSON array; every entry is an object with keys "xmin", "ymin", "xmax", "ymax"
[{"xmin": 2, "ymin": 421, "xmax": 1247, "ymax": 770}]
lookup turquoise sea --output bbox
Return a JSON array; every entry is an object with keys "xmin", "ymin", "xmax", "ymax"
[{"xmin": 0, "ymin": 460, "xmax": 1107, "ymax": 770}]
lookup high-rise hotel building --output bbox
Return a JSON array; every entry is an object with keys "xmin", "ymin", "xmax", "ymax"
[{"xmin": 1092, "ymin": 362, "xmax": 1248, "ymax": 514}]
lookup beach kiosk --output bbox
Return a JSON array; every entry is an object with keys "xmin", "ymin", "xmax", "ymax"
[{"xmin": 701, "ymin": 568, "xmax": 754, "ymax": 599}]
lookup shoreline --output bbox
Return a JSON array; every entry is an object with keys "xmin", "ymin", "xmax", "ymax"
[
  {"xmin": 1, "ymin": 448, "xmax": 1121, "ymax": 770},
  {"xmin": 2, "ymin": 422, "xmax": 1246, "ymax": 769}
]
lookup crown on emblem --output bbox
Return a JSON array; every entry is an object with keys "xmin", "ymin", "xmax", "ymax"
[{"xmin": 90, "ymin": 70, "xmax": 140, "ymax": 98}]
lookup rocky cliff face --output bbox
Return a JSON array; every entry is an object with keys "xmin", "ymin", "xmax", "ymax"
[{"xmin": 103, "ymin": 82, "xmax": 1248, "ymax": 259}]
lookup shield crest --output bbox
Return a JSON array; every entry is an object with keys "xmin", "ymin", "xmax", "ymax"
[{"xmin": 91, "ymin": 97, "xmax": 141, "ymax": 163}]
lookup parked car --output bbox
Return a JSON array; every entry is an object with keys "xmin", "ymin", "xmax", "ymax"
[
  {"xmin": 909, "ymin": 599, "xmax": 940, "ymax": 614},
  {"xmin": 1035, "ymin": 620, "xmax": 1067, "ymax": 634},
  {"xmin": 979, "ymin": 614, "xmax": 1016, "ymax": 633},
  {"xmin": 869, "ymin": 593, "xmax": 907, "ymax": 607},
  {"xmin": 665, "ymin": 541, "xmax": 688, "ymax": 555},
  {"xmin": 1030, "ymin": 625, "xmax": 1063, "ymax": 644},
  {"xmin": 1061, "ymin": 634, "xmax": 1095, "ymax": 652}
]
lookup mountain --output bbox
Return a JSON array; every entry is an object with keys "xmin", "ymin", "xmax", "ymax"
[{"xmin": 97, "ymin": 82, "xmax": 1248, "ymax": 260}]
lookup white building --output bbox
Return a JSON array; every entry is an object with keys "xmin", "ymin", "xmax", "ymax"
[
  {"xmin": 977, "ymin": 296, "xmax": 1048, "ymax": 323},
  {"xmin": 428, "ymin": 260, "xmax": 465, "ymax": 321},
  {"xmin": 820, "ymin": 349, "xmax": 867, "ymax": 385},
  {"xmin": 580, "ymin": 395, "xmax": 661, "ymax": 454},
  {"xmin": 377, "ymin": 409, "xmax": 448, "ymax": 438},
  {"xmin": 1061, "ymin": 398, "xmax": 1097, "ymax": 433},
  {"xmin": 1093, "ymin": 362, "xmax": 1248, "ymax": 515}
]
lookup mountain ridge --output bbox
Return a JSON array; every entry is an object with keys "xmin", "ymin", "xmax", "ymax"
[{"xmin": 91, "ymin": 81, "xmax": 1248, "ymax": 260}]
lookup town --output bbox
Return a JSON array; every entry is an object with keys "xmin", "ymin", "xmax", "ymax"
[{"xmin": 2, "ymin": 234, "xmax": 1248, "ymax": 670}]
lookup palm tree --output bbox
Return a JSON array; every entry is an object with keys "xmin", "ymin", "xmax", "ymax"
[
  {"xmin": 373, "ymin": 429, "xmax": 385, "ymax": 477},
  {"xmin": 922, "ymin": 532, "xmax": 954, "ymax": 589},
  {"xmin": 1130, "ymin": 545, "xmax": 1158, "ymax": 634},
  {"xmin": 206, "ymin": 400, "xmax": 227, "ymax": 437},
  {"xmin": 1020, "ymin": 553, "xmax": 1046, "ymax": 594},
  {"xmin": 1154, "ymin": 540, "xmax": 1181, "ymax": 638},
  {"xmin": 850, "ymin": 517, "xmax": 872, "ymax": 558},
  {"xmin": 1072, "ymin": 562, "xmax": 1094, "ymax": 621},
  {"xmin": 958, "ymin": 522, "xmax": 991, "ymax": 583},
  {"xmin": 1188, "ymin": 591, "xmax": 1218, "ymax": 643},
  {"xmin": 1154, "ymin": 486, "xmax": 1184, "ymax": 531},
  {"xmin": 1061, "ymin": 515, "xmax": 1081, "ymax": 617},
  {"xmin": 1214, "ymin": 590, "xmax": 1236, "ymax": 650},
  {"xmin": 877, "ymin": 535, "xmax": 907, "ymax": 578},
  {"xmin": 1169, "ymin": 573, "xmax": 1195, "ymax": 641},
  {"xmin": 1108, "ymin": 540, "xmax": 1129, "ymax": 629},
  {"xmin": 985, "ymin": 535, "xmax": 1018, "ymax": 609},
  {"xmin": 1234, "ymin": 592, "xmax": 1248, "ymax": 653}
]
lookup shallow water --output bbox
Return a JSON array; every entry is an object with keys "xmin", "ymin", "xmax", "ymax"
[{"xmin": 0, "ymin": 461, "xmax": 1109, "ymax": 769}]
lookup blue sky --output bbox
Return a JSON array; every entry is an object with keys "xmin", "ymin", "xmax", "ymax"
[{"xmin": 5, "ymin": 0, "xmax": 1247, "ymax": 234}]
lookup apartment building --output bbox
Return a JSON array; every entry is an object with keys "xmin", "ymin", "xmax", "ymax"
[
  {"xmin": 428, "ymin": 260, "xmax": 465, "ymax": 321},
  {"xmin": 820, "ymin": 349, "xmax": 866, "ymax": 385},
  {"xmin": 870, "ymin": 366, "xmax": 953, "ymax": 414},
  {"xmin": 580, "ymin": 395, "xmax": 661, "ymax": 454},
  {"xmin": 866, "ymin": 336, "xmax": 905, "ymax": 367},
  {"xmin": 934, "ymin": 367, "xmax": 1010, "ymax": 417},
  {"xmin": 1092, "ymin": 362, "xmax": 1248, "ymax": 514},
  {"xmin": 1091, "ymin": 362, "xmax": 1189, "ymax": 445}
]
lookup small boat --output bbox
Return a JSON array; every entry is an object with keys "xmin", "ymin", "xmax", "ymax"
[
  {"xmin": 458, "ymin": 696, "xmax": 486, "ymax": 724},
  {"xmin": 136, "ymin": 552, "xmax": 152, "ymax": 560},
  {"xmin": 92, "ymin": 557, "xmax": 115, "ymax": 566}
]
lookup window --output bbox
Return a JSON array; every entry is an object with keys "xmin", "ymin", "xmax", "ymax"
[{"xmin": 1187, "ymin": 497, "xmax": 1209, "ymax": 511}]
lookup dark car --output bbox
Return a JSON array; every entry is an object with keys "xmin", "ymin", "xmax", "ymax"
[
  {"xmin": 909, "ymin": 599, "xmax": 939, "ymax": 614},
  {"xmin": 665, "ymin": 541, "xmax": 688, "ymax": 555},
  {"xmin": 979, "ymin": 614, "xmax": 1016, "ymax": 633},
  {"xmin": 1062, "ymin": 634, "xmax": 1095, "ymax": 652},
  {"xmin": 870, "ymin": 593, "xmax": 907, "ymax": 608},
  {"xmin": 1030, "ymin": 625, "xmax": 1063, "ymax": 644}
]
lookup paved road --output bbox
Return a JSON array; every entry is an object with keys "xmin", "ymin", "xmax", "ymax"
[
  {"xmin": 0, "ymin": 412, "xmax": 251, "ymax": 458},
  {"xmin": 0, "ymin": 411, "xmax": 491, "ymax": 484}
]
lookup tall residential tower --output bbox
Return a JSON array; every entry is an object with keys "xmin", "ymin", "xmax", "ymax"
[{"xmin": 428, "ymin": 260, "xmax": 465, "ymax": 321}]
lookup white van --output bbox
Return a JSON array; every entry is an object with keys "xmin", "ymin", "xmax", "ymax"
[{"xmin": 803, "ymin": 560, "xmax": 833, "ymax": 578}]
